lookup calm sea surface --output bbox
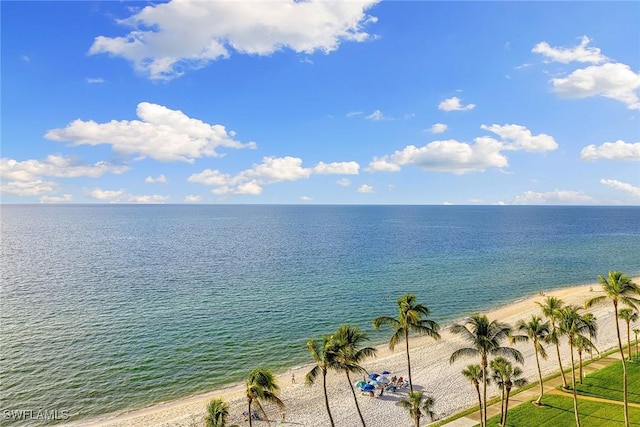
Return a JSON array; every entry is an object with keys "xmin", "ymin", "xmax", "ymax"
[{"xmin": 1, "ymin": 205, "xmax": 639, "ymax": 424}]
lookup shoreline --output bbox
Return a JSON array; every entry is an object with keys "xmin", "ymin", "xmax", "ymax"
[{"xmin": 68, "ymin": 277, "xmax": 639, "ymax": 427}]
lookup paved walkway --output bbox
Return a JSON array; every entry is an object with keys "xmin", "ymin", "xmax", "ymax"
[{"xmin": 439, "ymin": 352, "xmax": 625, "ymax": 427}]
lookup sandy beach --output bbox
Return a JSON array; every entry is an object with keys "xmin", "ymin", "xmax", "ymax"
[{"xmin": 68, "ymin": 278, "xmax": 639, "ymax": 427}]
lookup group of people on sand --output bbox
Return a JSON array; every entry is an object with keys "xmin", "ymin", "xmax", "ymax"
[{"xmin": 363, "ymin": 375, "xmax": 408, "ymax": 397}]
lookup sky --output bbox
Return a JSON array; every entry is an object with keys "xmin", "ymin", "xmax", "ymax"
[{"xmin": 1, "ymin": 1, "xmax": 639, "ymax": 205}]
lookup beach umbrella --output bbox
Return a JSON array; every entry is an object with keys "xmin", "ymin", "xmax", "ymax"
[
  {"xmin": 376, "ymin": 376, "xmax": 390, "ymax": 384},
  {"xmin": 354, "ymin": 380, "xmax": 366, "ymax": 387},
  {"xmin": 368, "ymin": 380, "xmax": 379, "ymax": 386},
  {"xmin": 360, "ymin": 384, "xmax": 375, "ymax": 392},
  {"xmin": 368, "ymin": 373, "xmax": 379, "ymax": 380},
  {"xmin": 381, "ymin": 370, "xmax": 391, "ymax": 375}
]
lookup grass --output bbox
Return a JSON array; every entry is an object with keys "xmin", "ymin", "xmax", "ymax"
[
  {"xmin": 484, "ymin": 394, "xmax": 640, "ymax": 427},
  {"xmin": 574, "ymin": 357, "xmax": 640, "ymax": 404}
]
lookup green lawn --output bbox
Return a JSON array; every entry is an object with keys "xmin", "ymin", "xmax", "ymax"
[
  {"xmin": 484, "ymin": 394, "xmax": 640, "ymax": 426},
  {"xmin": 575, "ymin": 358, "xmax": 640, "ymax": 403}
]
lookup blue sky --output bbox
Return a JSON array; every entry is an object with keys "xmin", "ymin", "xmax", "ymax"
[{"xmin": 1, "ymin": 1, "xmax": 639, "ymax": 205}]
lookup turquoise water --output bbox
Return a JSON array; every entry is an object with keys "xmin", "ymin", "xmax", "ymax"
[{"xmin": 1, "ymin": 205, "xmax": 639, "ymax": 425}]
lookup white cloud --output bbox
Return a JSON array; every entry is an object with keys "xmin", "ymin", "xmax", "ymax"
[
  {"xmin": 0, "ymin": 155, "xmax": 128, "ymax": 182},
  {"xmin": 367, "ymin": 138, "xmax": 507, "ymax": 174},
  {"xmin": 480, "ymin": 124, "xmax": 558, "ymax": 152},
  {"xmin": 581, "ymin": 140, "xmax": 640, "ymax": 161},
  {"xmin": 184, "ymin": 195, "xmax": 203, "ymax": 203},
  {"xmin": 21, "ymin": 54, "xmax": 30, "ymax": 62},
  {"xmin": 429, "ymin": 123, "xmax": 448, "ymax": 134},
  {"xmin": 532, "ymin": 36, "xmax": 608, "ymax": 64},
  {"xmin": 438, "ymin": 97, "xmax": 475, "ymax": 112},
  {"xmin": 347, "ymin": 111, "xmax": 363, "ymax": 118},
  {"xmin": 550, "ymin": 63, "xmax": 640, "ymax": 110},
  {"xmin": 300, "ymin": 196, "xmax": 313, "ymax": 202},
  {"xmin": 189, "ymin": 156, "xmax": 359, "ymax": 196},
  {"xmin": 0, "ymin": 180, "xmax": 57, "ymax": 196},
  {"xmin": 45, "ymin": 102, "xmax": 257, "ymax": 163},
  {"xmin": 87, "ymin": 188, "xmax": 169, "ymax": 203},
  {"xmin": 89, "ymin": 0, "xmax": 380, "ymax": 80},
  {"xmin": 336, "ymin": 178, "xmax": 351, "ymax": 187},
  {"xmin": 357, "ymin": 184, "xmax": 374, "ymax": 193},
  {"xmin": 145, "ymin": 174, "xmax": 168, "ymax": 183},
  {"xmin": 86, "ymin": 77, "xmax": 105, "ymax": 84},
  {"xmin": 600, "ymin": 179, "xmax": 640, "ymax": 198},
  {"xmin": 366, "ymin": 110, "xmax": 385, "ymax": 121},
  {"xmin": 513, "ymin": 190, "xmax": 596, "ymax": 205},
  {"xmin": 40, "ymin": 194, "xmax": 73, "ymax": 203}
]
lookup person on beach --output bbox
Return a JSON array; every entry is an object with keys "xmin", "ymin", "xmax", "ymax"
[{"xmin": 291, "ymin": 373, "xmax": 295, "ymax": 384}]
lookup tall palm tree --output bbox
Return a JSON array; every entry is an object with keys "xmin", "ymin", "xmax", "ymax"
[
  {"xmin": 582, "ymin": 312, "xmax": 599, "ymax": 360},
  {"xmin": 536, "ymin": 296, "xmax": 567, "ymax": 388},
  {"xmin": 372, "ymin": 293, "xmax": 441, "ymax": 393},
  {"xmin": 449, "ymin": 314, "xmax": 523, "ymax": 427},
  {"xmin": 245, "ymin": 368, "xmax": 284, "ymax": 427},
  {"xmin": 511, "ymin": 315, "xmax": 549, "ymax": 405},
  {"xmin": 634, "ymin": 328, "xmax": 640, "ymax": 358},
  {"xmin": 305, "ymin": 335, "xmax": 337, "ymax": 427},
  {"xmin": 330, "ymin": 325, "xmax": 377, "ymax": 427},
  {"xmin": 585, "ymin": 271, "xmax": 640, "ymax": 427},
  {"xmin": 461, "ymin": 365, "xmax": 484, "ymax": 416},
  {"xmin": 205, "ymin": 398, "xmax": 238, "ymax": 427},
  {"xmin": 399, "ymin": 390, "xmax": 435, "ymax": 427},
  {"xmin": 557, "ymin": 305, "xmax": 593, "ymax": 427},
  {"xmin": 618, "ymin": 308, "xmax": 638, "ymax": 360}
]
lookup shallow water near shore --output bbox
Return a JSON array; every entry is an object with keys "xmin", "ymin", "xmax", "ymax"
[{"xmin": 1, "ymin": 205, "xmax": 639, "ymax": 424}]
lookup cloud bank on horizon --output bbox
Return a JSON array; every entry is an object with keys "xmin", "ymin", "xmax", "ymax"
[{"xmin": 1, "ymin": 0, "xmax": 638, "ymax": 205}]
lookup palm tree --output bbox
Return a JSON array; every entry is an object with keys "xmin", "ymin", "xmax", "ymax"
[
  {"xmin": 330, "ymin": 325, "xmax": 377, "ymax": 427},
  {"xmin": 511, "ymin": 315, "xmax": 549, "ymax": 405},
  {"xmin": 634, "ymin": 328, "xmax": 640, "ymax": 358},
  {"xmin": 399, "ymin": 390, "xmax": 435, "ymax": 427},
  {"xmin": 245, "ymin": 368, "xmax": 284, "ymax": 427},
  {"xmin": 618, "ymin": 308, "xmax": 638, "ymax": 360},
  {"xmin": 501, "ymin": 361, "xmax": 527, "ymax": 427},
  {"xmin": 449, "ymin": 314, "xmax": 523, "ymax": 427},
  {"xmin": 490, "ymin": 357, "xmax": 508, "ymax": 424},
  {"xmin": 582, "ymin": 312, "xmax": 599, "ymax": 360},
  {"xmin": 205, "ymin": 398, "xmax": 238, "ymax": 427},
  {"xmin": 585, "ymin": 271, "xmax": 640, "ymax": 427},
  {"xmin": 536, "ymin": 296, "xmax": 567, "ymax": 388},
  {"xmin": 574, "ymin": 335, "xmax": 596, "ymax": 384},
  {"xmin": 372, "ymin": 293, "xmax": 441, "ymax": 393},
  {"xmin": 305, "ymin": 335, "xmax": 337, "ymax": 427},
  {"xmin": 557, "ymin": 305, "xmax": 593, "ymax": 427},
  {"xmin": 461, "ymin": 365, "xmax": 484, "ymax": 416}
]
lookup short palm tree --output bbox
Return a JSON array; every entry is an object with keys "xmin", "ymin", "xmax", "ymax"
[
  {"xmin": 582, "ymin": 312, "xmax": 599, "ymax": 360},
  {"xmin": 634, "ymin": 328, "xmax": 640, "ymax": 358},
  {"xmin": 330, "ymin": 325, "xmax": 377, "ymax": 427},
  {"xmin": 305, "ymin": 335, "xmax": 337, "ymax": 427},
  {"xmin": 461, "ymin": 365, "xmax": 484, "ymax": 416},
  {"xmin": 618, "ymin": 308, "xmax": 638, "ymax": 360},
  {"xmin": 490, "ymin": 357, "xmax": 509, "ymax": 424},
  {"xmin": 557, "ymin": 305, "xmax": 593, "ymax": 427},
  {"xmin": 372, "ymin": 293, "xmax": 440, "ymax": 393},
  {"xmin": 574, "ymin": 334, "xmax": 596, "ymax": 384},
  {"xmin": 536, "ymin": 296, "xmax": 567, "ymax": 388},
  {"xmin": 449, "ymin": 314, "xmax": 523, "ymax": 427},
  {"xmin": 500, "ymin": 361, "xmax": 527, "ymax": 427},
  {"xmin": 245, "ymin": 368, "xmax": 284, "ymax": 427},
  {"xmin": 399, "ymin": 390, "xmax": 435, "ymax": 427},
  {"xmin": 585, "ymin": 271, "xmax": 640, "ymax": 427},
  {"xmin": 205, "ymin": 398, "xmax": 239, "ymax": 427},
  {"xmin": 511, "ymin": 315, "xmax": 549, "ymax": 405}
]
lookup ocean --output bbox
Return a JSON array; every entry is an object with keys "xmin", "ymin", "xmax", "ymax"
[{"xmin": 1, "ymin": 205, "xmax": 639, "ymax": 425}]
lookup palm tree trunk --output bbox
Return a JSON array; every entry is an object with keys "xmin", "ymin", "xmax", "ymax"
[
  {"xmin": 248, "ymin": 400, "xmax": 253, "ymax": 427},
  {"xmin": 534, "ymin": 343, "xmax": 544, "ymax": 405},
  {"xmin": 405, "ymin": 328, "xmax": 414, "ymax": 393},
  {"xmin": 556, "ymin": 339, "xmax": 568, "ymax": 388},
  {"xmin": 414, "ymin": 412, "xmax": 420, "ymax": 427},
  {"xmin": 626, "ymin": 321, "xmax": 632, "ymax": 361},
  {"xmin": 635, "ymin": 332, "xmax": 639, "ymax": 358},
  {"xmin": 345, "ymin": 372, "xmax": 367, "ymax": 427},
  {"xmin": 578, "ymin": 350, "xmax": 583, "ymax": 384},
  {"xmin": 499, "ymin": 386, "xmax": 505, "ymax": 425},
  {"xmin": 569, "ymin": 340, "xmax": 581, "ymax": 427},
  {"xmin": 614, "ymin": 302, "xmax": 630, "ymax": 427},
  {"xmin": 503, "ymin": 386, "xmax": 511, "ymax": 427},
  {"xmin": 322, "ymin": 370, "xmax": 335, "ymax": 427},
  {"xmin": 481, "ymin": 356, "xmax": 487, "ymax": 427},
  {"xmin": 474, "ymin": 384, "xmax": 482, "ymax": 418}
]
